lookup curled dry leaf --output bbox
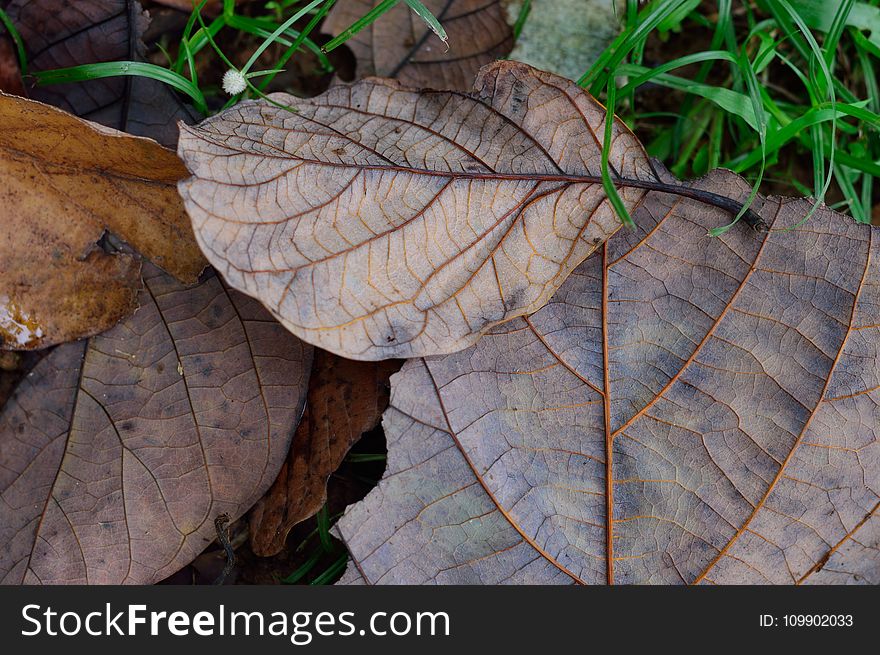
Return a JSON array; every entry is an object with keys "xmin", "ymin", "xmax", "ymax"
[
  {"xmin": 0, "ymin": 93, "xmax": 206, "ymax": 349},
  {"xmin": 335, "ymin": 170, "xmax": 880, "ymax": 585},
  {"xmin": 3, "ymin": 0, "xmax": 199, "ymax": 147},
  {"xmin": 0, "ymin": 266, "xmax": 312, "ymax": 584},
  {"xmin": 179, "ymin": 61, "xmax": 756, "ymax": 360},
  {"xmin": 249, "ymin": 350, "xmax": 400, "ymax": 557},
  {"xmin": 324, "ymin": 0, "xmax": 514, "ymax": 91}
]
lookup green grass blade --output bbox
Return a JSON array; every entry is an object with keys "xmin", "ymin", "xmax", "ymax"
[
  {"xmin": 0, "ymin": 7, "xmax": 28, "ymax": 77},
  {"xmin": 33, "ymin": 62, "xmax": 207, "ymax": 114},
  {"xmin": 257, "ymin": 0, "xmax": 337, "ymax": 90},
  {"xmin": 403, "ymin": 0, "xmax": 447, "ymax": 44},
  {"xmin": 310, "ymin": 554, "xmax": 348, "ymax": 585},
  {"xmin": 512, "ymin": 0, "xmax": 532, "ymax": 39},
  {"xmin": 600, "ymin": 79, "xmax": 635, "ymax": 228},
  {"xmin": 241, "ymin": 0, "xmax": 327, "ymax": 75},
  {"xmin": 324, "ymin": 0, "xmax": 399, "ymax": 52},
  {"xmin": 281, "ymin": 549, "xmax": 323, "ymax": 584},
  {"xmin": 616, "ymin": 63, "xmax": 759, "ymax": 130}
]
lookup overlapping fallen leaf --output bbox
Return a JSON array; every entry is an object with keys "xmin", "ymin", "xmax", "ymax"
[
  {"xmin": 0, "ymin": 93, "xmax": 205, "ymax": 349},
  {"xmin": 335, "ymin": 169, "xmax": 880, "ymax": 585},
  {"xmin": 0, "ymin": 265, "xmax": 311, "ymax": 584},
  {"xmin": 0, "ymin": 30, "xmax": 23, "ymax": 96},
  {"xmin": 325, "ymin": 0, "xmax": 514, "ymax": 91},
  {"xmin": 177, "ymin": 61, "xmax": 682, "ymax": 360},
  {"xmin": 2, "ymin": 0, "xmax": 199, "ymax": 147},
  {"xmin": 249, "ymin": 350, "xmax": 399, "ymax": 557}
]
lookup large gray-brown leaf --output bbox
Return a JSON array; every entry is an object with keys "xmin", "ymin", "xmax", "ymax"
[
  {"xmin": 335, "ymin": 170, "xmax": 880, "ymax": 585},
  {"xmin": 177, "ymin": 61, "xmax": 687, "ymax": 360},
  {"xmin": 0, "ymin": 266, "xmax": 311, "ymax": 584},
  {"xmin": 3, "ymin": 0, "xmax": 199, "ymax": 147},
  {"xmin": 324, "ymin": 0, "xmax": 514, "ymax": 91}
]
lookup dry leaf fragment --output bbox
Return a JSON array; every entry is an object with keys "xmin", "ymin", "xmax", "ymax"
[
  {"xmin": 0, "ymin": 266, "xmax": 312, "ymax": 585},
  {"xmin": 335, "ymin": 170, "xmax": 880, "ymax": 585},
  {"xmin": 0, "ymin": 33, "xmax": 24, "ymax": 96},
  {"xmin": 0, "ymin": 93, "xmax": 206, "ymax": 349},
  {"xmin": 325, "ymin": 0, "xmax": 514, "ymax": 91},
  {"xmin": 249, "ymin": 350, "xmax": 400, "ymax": 557},
  {"xmin": 180, "ymin": 61, "xmax": 732, "ymax": 360},
  {"xmin": 3, "ymin": 0, "xmax": 199, "ymax": 147}
]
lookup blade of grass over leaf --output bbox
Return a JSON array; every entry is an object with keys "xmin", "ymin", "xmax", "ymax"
[
  {"xmin": 323, "ymin": 0, "xmax": 399, "ymax": 52},
  {"xmin": 579, "ymin": 0, "xmax": 696, "ymax": 91},
  {"xmin": 601, "ymin": 79, "xmax": 635, "ymax": 228},
  {"xmin": 255, "ymin": 0, "xmax": 337, "ymax": 91},
  {"xmin": 33, "ymin": 62, "xmax": 208, "ymax": 115},
  {"xmin": 240, "ymin": 0, "xmax": 327, "ymax": 76},
  {"xmin": 402, "ymin": 0, "xmax": 448, "ymax": 44},
  {"xmin": 0, "ymin": 7, "xmax": 27, "ymax": 76}
]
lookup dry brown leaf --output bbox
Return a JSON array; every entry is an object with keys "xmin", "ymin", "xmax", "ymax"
[
  {"xmin": 3, "ymin": 0, "xmax": 199, "ymax": 147},
  {"xmin": 335, "ymin": 169, "xmax": 880, "ymax": 585},
  {"xmin": 0, "ymin": 34, "xmax": 24, "ymax": 96},
  {"xmin": 179, "ymin": 61, "xmax": 754, "ymax": 360},
  {"xmin": 0, "ymin": 265, "xmax": 312, "ymax": 584},
  {"xmin": 325, "ymin": 0, "xmax": 514, "ymax": 91},
  {"xmin": 0, "ymin": 93, "xmax": 206, "ymax": 349},
  {"xmin": 249, "ymin": 350, "xmax": 399, "ymax": 556}
]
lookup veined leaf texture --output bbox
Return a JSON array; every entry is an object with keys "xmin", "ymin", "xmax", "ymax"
[
  {"xmin": 178, "ymin": 62, "xmax": 725, "ymax": 360},
  {"xmin": 335, "ymin": 170, "xmax": 880, "ymax": 585},
  {"xmin": 0, "ymin": 267, "xmax": 311, "ymax": 584}
]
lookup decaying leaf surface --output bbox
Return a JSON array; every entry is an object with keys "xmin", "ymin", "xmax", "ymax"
[
  {"xmin": 325, "ymin": 0, "xmax": 514, "ymax": 91},
  {"xmin": 3, "ymin": 0, "xmax": 199, "ymax": 147},
  {"xmin": 335, "ymin": 170, "xmax": 880, "ymax": 585},
  {"xmin": 0, "ymin": 93, "xmax": 206, "ymax": 349},
  {"xmin": 0, "ymin": 265, "xmax": 312, "ymax": 584},
  {"xmin": 178, "ymin": 61, "xmax": 675, "ymax": 360},
  {"xmin": 249, "ymin": 350, "xmax": 399, "ymax": 557}
]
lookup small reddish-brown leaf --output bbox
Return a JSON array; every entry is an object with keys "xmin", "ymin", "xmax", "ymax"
[
  {"xmin": 249, "ymin": 350, "xmax": 400, "ymax": 557},
  {"xmin": 3, "ymin": 0, "xmax": 199, "ymax": 147},
  {"xmin": 0, "ymin": 266, "xmax": 312, "ymax": 585},
  {"xmin": 0, "ymin": 93, "xmax": 206, "ymax": 349},
  {"xmin": 324, "ymin": 0, "xmax": 514, "ymax": 91},
  {"xmin": 0, "ymin": 33, "xmax": 24, "ymax": 96},
  {"xmin": 335, "ymin": 170, "xmax": 880, "ymax": 585},
  {"xmin": 178, "ymin": 61, "xmax": 690, "ymax": 360}
]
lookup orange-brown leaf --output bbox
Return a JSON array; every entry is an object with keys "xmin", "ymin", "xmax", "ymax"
[
  {"xmin": 0, "ymin": 34, "xmax": 24, "ymax": 97},
  {"xmin": 0, "ymin": 93, "xmax": 206, "ymax": 349}
]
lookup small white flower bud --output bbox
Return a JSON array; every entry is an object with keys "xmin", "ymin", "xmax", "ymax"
[{"xmin": 222, "ymin": 69, "xmax": 247, "ymax": 95}]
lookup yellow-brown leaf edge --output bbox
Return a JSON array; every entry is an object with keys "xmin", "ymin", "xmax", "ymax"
[{"xmin": 1, "ymin": 93, "xmax": 207, "ymax": 350}]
